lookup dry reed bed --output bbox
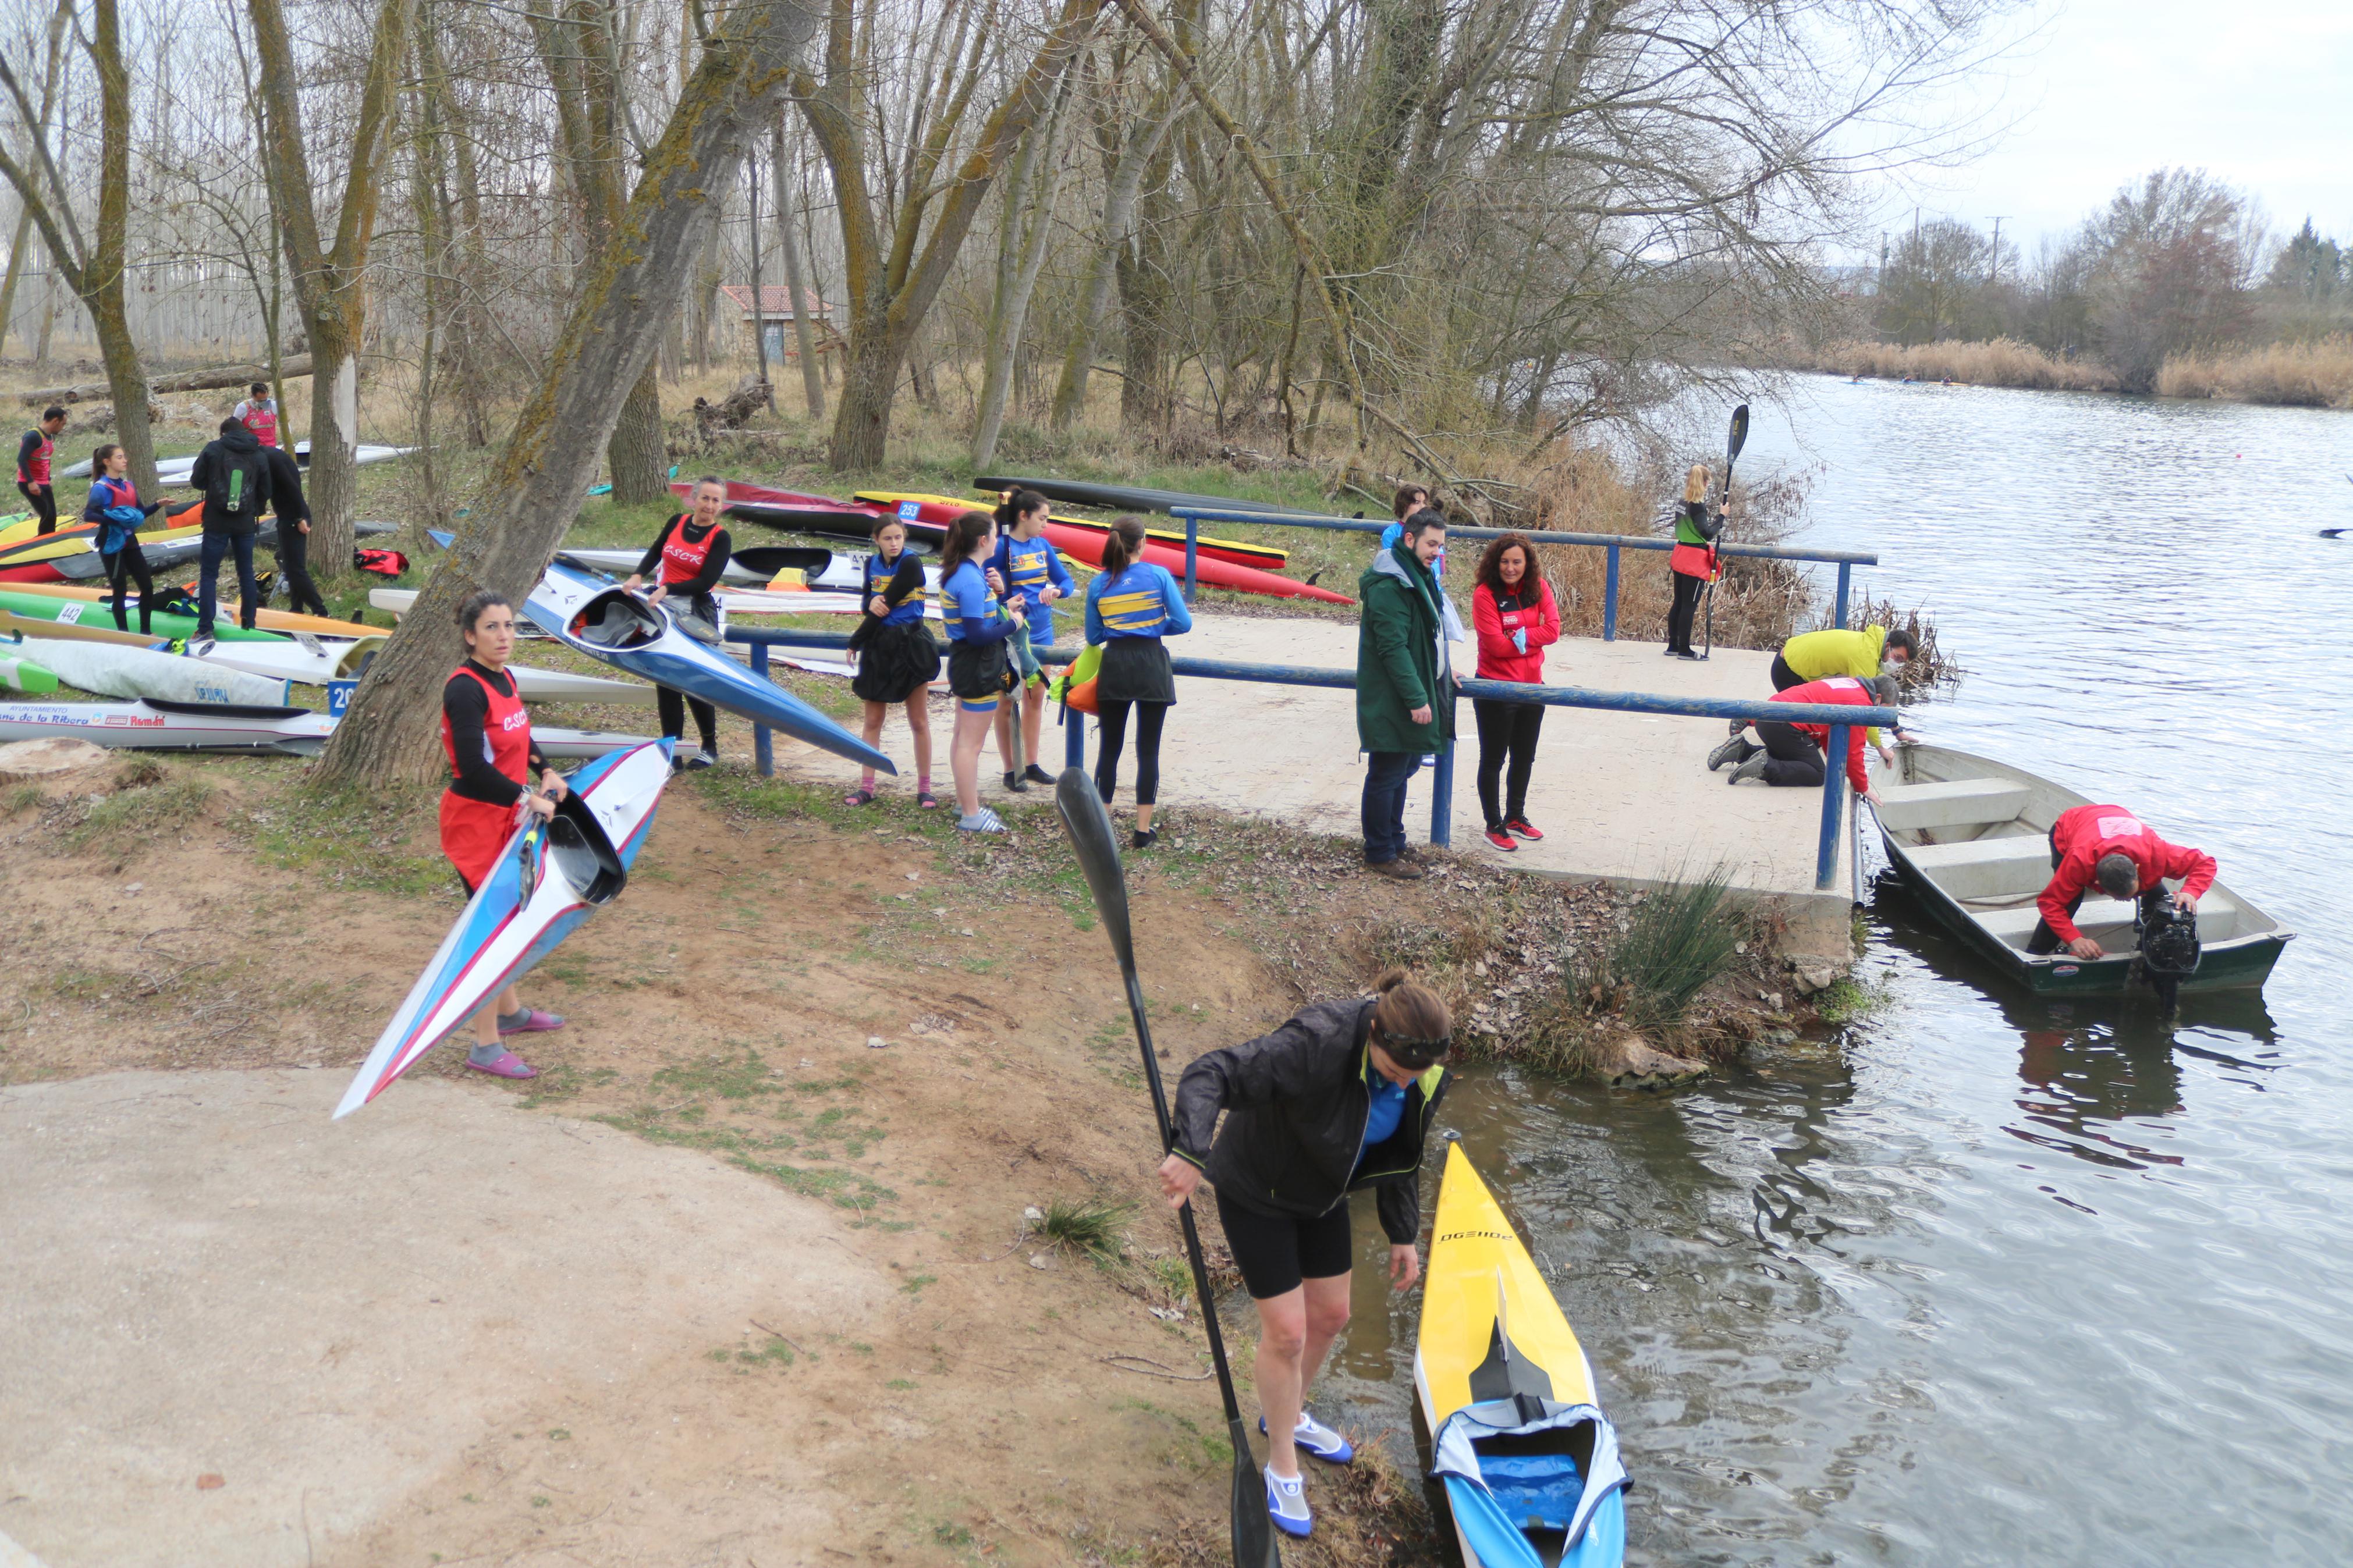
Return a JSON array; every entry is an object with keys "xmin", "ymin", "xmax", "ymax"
[
  {"xmin": 1797, "ymin": 335, "xmax": 2353, "ymax": 409},
  {"xmin": 2157, "ymin": 335, "xmax": 2353, "ymax": 408}
]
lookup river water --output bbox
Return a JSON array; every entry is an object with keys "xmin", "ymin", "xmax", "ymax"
[{"xmin": 1325, "ymin": 378, "xmax": 2353, "ymax": 1565}]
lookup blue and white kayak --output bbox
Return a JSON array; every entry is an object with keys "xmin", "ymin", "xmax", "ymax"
[
  {"xmin": 524, "ymin": 560, "xmax": 895, "ymax": 774},
  {"xmin": 0, "ymin": 697, "xmax": 654, "ymax": 758},
  {"xmin": 334, "ymin": 740, "xmax": 672, "ymax": 1119}
]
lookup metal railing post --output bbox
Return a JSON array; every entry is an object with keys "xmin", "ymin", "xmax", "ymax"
[
  {"xmin": 750, "ymin": 641, "xmax": 775, "ymax": 777},
  {"xmin": 1603, "ymin": 543, "xmax": 1620, "ymax": 641},
  {"xmin": 1183, "ymin": 515, "xmax": 1199, "ymax": 602},
  {"xmin": 1064, "ymin": 704, "xmax": 1086, "ymax": 770},
  {"xmin": 1835, "ymin": 563, "xmax": 1852, "ymax": 628},
  {"xmin": 1816, "ymin": 723, "xmax": 1846, "ymax": 890},
  {"xmin": 1429, "ymin": 685, "xmax": 1456, "ymax": 847}
]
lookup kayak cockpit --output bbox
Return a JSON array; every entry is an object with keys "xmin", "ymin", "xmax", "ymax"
[
  {"xmin": 570, "ymin": 591, "xmax": 662, "ymax": 651},
  {"xmin": 547, "ymin": 796, "xmax": 627, "ymax": 905},
  {"xmin": 1432, "ymin": 1397, "xmax": 1628, "ymax": 1567}
]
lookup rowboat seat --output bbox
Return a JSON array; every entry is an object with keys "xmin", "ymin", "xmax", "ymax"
[
  {"xmin": 1902, "ymin": 834, "xmax": 2051, "ymax": 899},
  {"xmin": 1976, "ymin": 891, "xmax": 2238, "ymax": 948},
  {"xmin": 1875, "ymin": 778, "xmax": 2031, "ymax": 834}
]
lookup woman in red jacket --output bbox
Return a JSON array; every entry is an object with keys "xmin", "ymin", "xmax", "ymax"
[{"xmin": 1470, "ymin": 533, "xmax": 1560, "ymax": 852}]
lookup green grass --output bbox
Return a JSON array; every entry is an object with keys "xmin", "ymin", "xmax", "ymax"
[
  {"xmin": 59, "ymin": 774, "xmax": 214, "ymax": 855},
  {"xmin": 1038, "ymin": 1194, "xmax": 1134, "ymax": 1265},
  {"xmin": 1577, "ymin": 865, "xmax": 1747, "ymax": 1031},
  {"xmin": 1813, "ymin": 973, "xmax": 1889, "ymax": 1026},
  {"xmin": 244, "ymin": 778, "xmax": 451, "ymax": 897}
]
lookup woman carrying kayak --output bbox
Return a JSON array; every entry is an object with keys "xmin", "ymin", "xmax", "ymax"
[
  {"xmin": 623, "ymin": 475, "xmax": 734, "ymax": 771},
  {"xmin": 989, "ymin": 487, "xmax": 1074, "ymax": 793},
  {"xmin": 1470, "ymin": 532, "xmax": 1559, "ymax": 851},
  {"xmin": 82, "ymin": 443, "xmax": 164, "ymax": 635},
  {"xmin": 1158, "ymin": 969, "xmax": 1454, "ymax": 1540},
  {"xmin": 844, "ymin": 513, "xmax": 941, "ymax": 809},
  {"xmin": 441, "ymin": 590, "xmax": 570, "ymax": 1079},
  {"xmin": 1083, "ymin": 515, "xmax": 1191, "ymax": 849},
  {"xmin": 939, "ymin": 509, "xmax": 1025, "ymax": 834}
]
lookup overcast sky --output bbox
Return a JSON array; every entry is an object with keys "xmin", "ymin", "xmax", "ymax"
[{"xmin": 1861, "ymin": 0, "xmax": 2353, "ymax": 257}]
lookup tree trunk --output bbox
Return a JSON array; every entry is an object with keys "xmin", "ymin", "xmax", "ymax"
[
  {"xmin": 0, "ymin": 202, "xmax": 34, "ymax": 361},
  {"xmin": 304, "ymin": 323, "xmax": 360, "ymax": 568},
  {"xmin": 606, "ymin": 366, "xmax": 667, "ymax": 501},
  {"xmin": 315, "ymin": 0, "xmax": 824, "ymax": 787},
  {"xmin": 1049, "ymin": 86, "xmax": 1177, "ymax": 432},
  {"xmin": 828, "ymin": 319, "xmax": 908, "ymax": 471},
  {"xmin": 971, "ymin": 81, "xmax": 1070, "ymax": 471},
  {"xmin": 771, "ymin": 122, "xmax": 825, "ymax": 422}
]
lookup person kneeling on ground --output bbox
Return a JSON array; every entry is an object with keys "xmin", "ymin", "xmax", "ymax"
[
  {"xmin": 2029, "ymin": 803, "xmax": 2216, "ymax": 959},
  {"xmin": 440, "ymin": 590, "xmax": 570, "ymax": 1078},
  {"xmin": 1157, "ymin": 969, "xmax": 1454, "ymax": 1542},
  {"xmin": 1726, "ymin": 673, "xmax": 1894, "ymax": 806},
  {"xmin": 1356, "ymin": 509, "xmax": 1456, "ymax": 880},
  {"xmin": 1712, "ymin": 622, "xmax": 1921, "ymax": 770}
]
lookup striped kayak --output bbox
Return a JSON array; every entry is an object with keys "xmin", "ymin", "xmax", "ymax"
[
  {"xmin": 1416, "ymin": 1143, "xmax": 1629, "ymax": 1568},
  {"xmin": 0, "ymin": 698, "xmax": 655, "ymax": 758},
  {"xmin": 335, "ymin": 739, "xmax": 671, "ymax": 1119},
  {"xmin": 856, "ymin": 488, "xmax": 1284, "ymax": 570},
  {"xmin": 972, "ymin": 474, "xmax": 1333, "ymax": 524},
  {"xmin": 0, "ymin": 520, "xmax": 204, "ymax": 583},
  {"xmin": 0, "ymin": 581, "xmax": 383, "ymax": 639},
  {"xmin": 11, "ymin": 635, "xmax": 289, "ymax": 706},
  {"xmin": 0, "ymin": 586, "xmax": 287, "ymax": 642},
  {"xmin": 524, "ymin": 560, "xmax": 895, "ymax": 773}
]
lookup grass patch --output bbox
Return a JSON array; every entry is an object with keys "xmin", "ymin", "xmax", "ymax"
[
  {"xmin": 246, "ymin": 778, "xmax": 450, "ymax": 897},
  {"xmin": 58, "ymin": 774, "xmax": 214, "ymax": 856},
  {"xmin": 1039, "ymin": 1194, "xmax": 1134, "ymax": 1265},
  {"xmin": 1576, "ymin": 866, "xmax": 1745, "ymax": 1032},
  {"xmin": 1813, "ymin": 973, "xmax": 1891, "ymax": 1027}
]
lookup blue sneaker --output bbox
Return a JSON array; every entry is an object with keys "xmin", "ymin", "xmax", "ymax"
[
  {"xmin": 1260, "ymin": 1411, "xmax": 1355, "ymax": 1464},
  {"xmin": 1265, "ymin": 1469, "xmax": 1312, "ymax": 1538}
]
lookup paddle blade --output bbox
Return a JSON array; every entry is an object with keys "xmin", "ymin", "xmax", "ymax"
[
  {"xmin": 1055, "ymin": 767, "xmax": 1135, "ymax": 973},
  {"xmin": 1727, "ymin": 403, "xmax": 1750, "ymax": 463},
  {"xmin": 1229, "ymin": 1418, "xmax": 1282, "ymax": 1568}
]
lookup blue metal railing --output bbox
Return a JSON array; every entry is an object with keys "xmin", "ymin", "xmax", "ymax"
[
  {"xmin": 1167, "ymin": 507, "xmax": 1876, "ymax": 635},
  {"xmin": 730, "ymin": 628, "xmax": 1891, "ymax": 893}
]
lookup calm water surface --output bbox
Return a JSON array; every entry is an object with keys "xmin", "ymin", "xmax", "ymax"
[{"xmin": 1323, "ymin": 379, "xmax": 2353, "ymax": 1565}]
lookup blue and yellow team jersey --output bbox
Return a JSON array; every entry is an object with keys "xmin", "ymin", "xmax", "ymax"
[
  {"xmin": 864, "ymin": 548, "xmax": 928, "ymax": 627},
  {"xmin": 1085, "ymin": 564, "xmax": 1194, "ymax": 642},
  {"xmin": 989, "ymin": 533, "xmax": 1074, "ymax": 643},
  {"xmin": 941, "ymin": 559, "xmax": 1012, "ymax": 644}
]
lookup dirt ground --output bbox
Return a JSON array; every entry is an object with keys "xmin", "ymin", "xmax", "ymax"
[{"xmin": 0, "ymin": 728, "xmax": 1520, "ymax": 1568}]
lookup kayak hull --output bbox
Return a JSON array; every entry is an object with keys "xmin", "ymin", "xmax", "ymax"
[
  {"xmin": 973, "ymin": 474, "xmax": 1330, "ymax": 522},
  {"xmin": 18, "ymin": 635, "xmax": 290, "ymax": 706},
  {"xmin": 334, "ymin": 739, "xmax": 670, "ymax": 1118},
  {"xmin": 2, "ymin": 579, "xmax": 385, "ymax": 639},
  {"xmin": 0, "ymin": 697, "xmax": 652, "ymax": 758},
  {"xmin": 669, "ymin": 479, "xmax": 886, "ymax": 535},
  {"xmin": 0, "ymin": 586, "xmax": 288, "ymax": 643},
  {"xmin": 859, "ymin": 488, "xmax": 1289, "ymax": 570},
  {"xmin": 0, "ymin": 652, "xmax": 59, "ymax": 692}
]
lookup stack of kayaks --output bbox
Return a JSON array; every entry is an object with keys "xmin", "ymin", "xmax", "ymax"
[
  {"xmin": 0, "ymin": 514, "xmax": 396, "ymax": 584},
  {"xmin": 56, "ymin": 442, "xmax": 417, "ymax": 482},
  {"xmin": 1417, "ymin": 1143, "xmax": 1629, "ymax": 1567},
  {"xmin": 0, "ymin": 698, "xmax": 655, "ymax": 757}
]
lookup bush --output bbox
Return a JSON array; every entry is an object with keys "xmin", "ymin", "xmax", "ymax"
[
  {"xmin": 1574, "ymin": 865, "xmax": 1745, "ymax": 1032},
  {"xmin": 1039, "ymin": 1195, "xmax": 1134, "ymax": 1265}
]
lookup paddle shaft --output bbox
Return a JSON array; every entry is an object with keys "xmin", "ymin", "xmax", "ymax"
[{"xmin": 1703, "ymin": 403, "xmax": 1750, "ymax": 660}]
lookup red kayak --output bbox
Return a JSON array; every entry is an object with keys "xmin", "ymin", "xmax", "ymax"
[
  {"xmin": 670, "ymin": 480, "xmax": 886, "ymax": 535},
  {"xmin": 854, "ymin": 488, "xmax": 1289, "ymax": 570},
  {"xmin": 870, "ymin": 492, "xmax": 1351, "ymax": 606}
]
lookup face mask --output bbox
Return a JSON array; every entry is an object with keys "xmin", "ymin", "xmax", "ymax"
[{"xmin": 1882, "ymin": 659, "xmax": 1906, "ymax": 677}]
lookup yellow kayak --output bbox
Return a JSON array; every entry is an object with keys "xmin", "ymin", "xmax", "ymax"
[
  {"xmin": 0, "ymin": 580, "xmax": 381, "ymax": 640},
  {"xmin": 1415, "ymin": 1143, "xmax": 1628, "ymax": 1567}
]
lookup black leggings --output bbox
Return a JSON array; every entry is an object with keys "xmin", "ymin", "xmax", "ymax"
[
  {"xmin": 102, "ymin": 541, "xmax": 156, "ymax": 633},
  {"xmin": 1473, "ymin": 696, "xmax": 1543, "ymax": 827},
  {"xmin": 1666, "ymin": 569, "xmax": 1705, "ymax": 652},
  {"xmin": 1095, "ymin": 699, "xmax": 1167, "ymax": 806},
  {"xmin": 275, "ymin": 518, "xmax": 328, "ymax": 617},
  {"xmin": 17, "ymin": 482, "xmax": 56, "ymax": 535},
  {"xmin": 657, "ymin": 687, "xmax": 716, "ymax": 749}
]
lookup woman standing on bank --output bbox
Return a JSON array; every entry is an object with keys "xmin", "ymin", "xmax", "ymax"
[
  {"xmin": 1663, "ymin": 462, "xmax": 1719, "ymax": 660},
  {"xmin": 623, "ymin": 475, "xmax": 734, "ymax": 771},
  {"xmin": 441, "ymin": 591, "xmax": 569, "ymax": 1079},
  {"xmin": 82, "ymin": 444, "xmax": 164, "ymax": 634},
  {"xmin": 989, "ymin": 487, "xmax": 1074, "ymax": 792},
  {"xmin": 939, "ymin": 509, "xmax": 1025, "ymax": 834},
  {"xmin": 1083, "ymin": 515, "xmax": 1191, "ymax": 849},
  {"xmin": 1158, "ymin": 969, "xmax": 1454, "ymax": 1541},
  {"xmin": 844, "ymin": 513, "xmax": 941, "ymax": 808},
  {"xmin": 1470, "ymin": 532, "xmax": 1559, "ymax": 852}
]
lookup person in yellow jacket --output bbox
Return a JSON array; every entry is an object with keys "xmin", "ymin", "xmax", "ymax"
[{"xmin": 1710, "ymin": 623, "xmax": 1921, "ymax": 771}]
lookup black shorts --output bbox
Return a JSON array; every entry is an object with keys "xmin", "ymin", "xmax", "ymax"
[{"xmin": 1215, "ymin": 1189, "xmax": 1352, "ymax": 1300}]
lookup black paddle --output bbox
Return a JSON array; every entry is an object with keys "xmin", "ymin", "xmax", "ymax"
[
  {"xmin": 1054, "ymin": 769, "xmax": 1280, "ymax": 1568},
  {"xmin": 1702, "ymin": 403, "xmax": 1749, "ymax": 661}
]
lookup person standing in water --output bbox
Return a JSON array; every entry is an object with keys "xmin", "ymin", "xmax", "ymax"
[
  {"xmin": 1664, "ymin": 462, "xmax": 1718, "ymax": 659},
  {"xmin": 938, "ymin": 509, "xmax": 1025, "ymax": 833},
  {"xmin": 1469, "ymin": 532, "xmax": 1559, "ymax": 851},
  {"xmin": 1083, "ymin": 514, "xmax": 1191, "ymax": 849},
  {"xmin": 440, "ymin": 590, "xmax": 570, "ymax": 1079},
  {"xmin": 16, "ymin": 405, "xmax": 65, "ymax": 536},
  {"xmin": 623, "ymin": 475, "xmax": 734, "ymax": 771},
  {"xmin": 844, "ymin": 513, "xmax": 941, "ymax": 809},
  {"xmin": 82, "ymin": 444, "xmax": 164, "ymax": 634},
  {"xmin": 1158, "ymin": 969, "xmax": 1454, "ymax": 1540},
  {"xmin": 989, "ymin": 487, "xmax": 1074, "ymax": 793}
]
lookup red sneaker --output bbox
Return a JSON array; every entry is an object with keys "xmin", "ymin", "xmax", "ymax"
[
  {"xmin": 1484, "ymin": 827, "xmax": 1518, "ymax": 852},
  {"xmin": 1506, "ymin": 817, "xmax": 1545, "ymax": 841}
]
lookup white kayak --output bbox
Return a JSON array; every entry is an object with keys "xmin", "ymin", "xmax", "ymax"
[
  {"xmin": 555, "ymin": 544, "xmax": 939, "ymax": 598},
  {"xmin": 59, "ymin": 442, "xmax": 417, "ymax": 482},
  {"xmin": 335, "ymin": 740, "xmax": 672, "ymax": 1118},
  {"xmin": 187, "ymin": 634, "xmax": 386, "ymax": 687},
  {"xmin": 22, "ymin": 635, "xmax": 289, "ymax": 706},
  {"xmin": 0, "ymin": 698, "xmax": 656, "ymax": 758}
]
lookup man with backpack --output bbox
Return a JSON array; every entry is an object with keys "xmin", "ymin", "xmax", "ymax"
[{"xmin": 187, "ymin": 415, "xmax": 274, "ymax": 638}]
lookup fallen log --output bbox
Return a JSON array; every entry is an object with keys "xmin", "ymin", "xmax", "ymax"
[{"xmin": 17, "ymin": 355, "xmax": 314, "ymax": 407}]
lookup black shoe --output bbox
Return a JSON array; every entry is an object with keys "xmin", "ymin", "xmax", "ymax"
[
  {"xmin": 680, "ymin": 747, "xmax": 718, "ymax": 771},
  {"xmin": 1673, "ymin": 650, "xmax": 1703, "ymax": 661},
  {"xmin": 1003, "ymin": 770, "xmax": 1030, "ymax": 792},
  {"xmin": 1368, "ymin": 858, "xmax": 1426, "ymax": 881},
  {"xmin": 1133, "ymin": 829, "xmax": 1159, "ymax": 850},
  {"xmin": 1023, "ymin": 764, "xmax": 1055, "ymax": 785}
]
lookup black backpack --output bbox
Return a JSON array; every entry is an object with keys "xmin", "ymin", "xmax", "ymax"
[{"xmin": 206, "ymin": 444, "xmax": 269, "ymax": 517}]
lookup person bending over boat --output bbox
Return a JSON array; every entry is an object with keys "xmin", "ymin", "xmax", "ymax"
[
  {"xmin": 624, "ymin": 476, "xmax": 734, "ymax": 771},
  {"xmin": 844, "ymin": 514, "xmax": 941, "ymax": 809},
  {"xmin": 989, "ymin": 488, "xmax": 1074, "ymax": 794},
  {"xmin": 1158, "ymin": 969, "xmax": 1454, "ymax": 1540},
  {"xmin": 1665, "ymin": 462, "xmax": 1719, "ymax": 660},
  {"xmin": 1712, "ymin": 621, "xmax": 1920, "ymax": 771},
  {"xmin": 16, "ymin": 406, "xmax": 65, "ymax": 536},
  {"xmin": 441, "ymin": 589, "xmax": 570, "ymax": 1079},
  {"xmin": 1469, "ymin": 532, "xmax": 1559, "ymax": 852},
  {"xmin": 1725, "ymin": 674, "xmax": 1893, "ymax": 805},
  {"xmin": 2029, "ymin": 804, "xmax": 2216, "ymax": 960},
  {"xmin": 939, "ymin": 509, "xmax": 1025, "ymax": 834},
  {"xmin": 1083, "ymin": 515, "xmax": 1191, "ymax": 849},
  {"xmin": 258, "ymin": 440, "xmax": 328, "ymax": 617},
  {"xmin": 82, "ymin": 444, "xmax": 164, "ymax": 635}
]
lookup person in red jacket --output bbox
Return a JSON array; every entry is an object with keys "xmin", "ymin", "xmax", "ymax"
[
  {"xmin": 1727, "ymin": 674, "xmax": 1893, "ymax": 802},
  {"xmin": 1469, "ymin": 532, "xmax": 1560, "ymax": 851},
  {"xmin": 15, "ymin": 405, "xmax": 65, "ymax": 535},
  {"xmin": 2029, "ymin": 804, "xmax": 2217, "ymax": 959}
]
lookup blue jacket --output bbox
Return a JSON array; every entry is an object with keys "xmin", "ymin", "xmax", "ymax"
[
  {"xmin": 988, "ymin": 532, "xmax": 1073, "ymax": 645},
  {"xmin": 1084, "ymin": 563, "xmax": 1193, "ymax": 645},
  {"xmin": 863, "ymin": 547, "xmax": 929, "ymax": 627},
  {"xmin": 941, "ymin": 558, "xmax": 1015, "ymax": 645}
]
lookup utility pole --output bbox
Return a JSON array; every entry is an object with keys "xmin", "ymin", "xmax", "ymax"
[{"xmin": 1988, "ymin": 216, "xmax": 2010, "ymax": 285}]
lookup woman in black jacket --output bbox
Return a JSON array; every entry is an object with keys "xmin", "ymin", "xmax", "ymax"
[{"xmin": 1157, "ymin": 969, "xmax": 1453, "ymax": 1541}]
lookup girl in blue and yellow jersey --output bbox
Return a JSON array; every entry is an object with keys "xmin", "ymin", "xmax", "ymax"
[
  {"xmin": 844, "ymin": 513, "xmax": 942, "ymax": 808},
  {"xmin": 940, "ymin": 509, "xmax": 1026, "ymax": 834},
  {"xmin": 988, "ymin": 487, "xmax": 1075, "ymax": 793},
  {"xmin": 1083, "ymin": 515, "xmax": 1192, "ymax": 849}
]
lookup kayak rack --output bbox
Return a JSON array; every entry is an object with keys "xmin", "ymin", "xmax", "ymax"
[
  {"xmin": 729, "ymin": 629, "xmax": 1895, "ymax": 893},
  {"xmin": 1168, "ymin": 506, "xmax": 1879, "ymax": 638}
]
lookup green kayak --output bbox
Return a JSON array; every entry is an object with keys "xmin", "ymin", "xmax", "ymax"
[
  {"xmin": 0, "ymin": 588, "xmax": 289, "ymax": 644},
  {"xmin": 0, "ymin": 647, "xmax": 60, "ymax": 693}
]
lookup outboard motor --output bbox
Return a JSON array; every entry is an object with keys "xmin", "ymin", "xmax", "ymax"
[{"xmin": 2136, "ymin": 893, "xmax": 2202, "ymax": 1014}]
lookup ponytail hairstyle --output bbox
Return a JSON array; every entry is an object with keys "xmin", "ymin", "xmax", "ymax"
[
  {"xmin": 1683, "ymin": 464, "xmax": 1711, "ymax": 506},
  {"xmin": 995, "ymin": 487, "xmax": 1050, "ymax": 535},
  {"xmin": 939, "ymin": 509, "xmax": 997, "ymax": 577},
  {"xmin": 1098, "ymin": 514, "xmax": 1149, "ymax": 578},
  {"xmin": 455, "ymin": 588, "xmax": 514, "ymax": 645},
  {"xmin": 1368, "ymin": 967, "xmax": 1451, "ymax": 1070},
  {"xmin": 89, "ymin": 443, "xmax": 122, "ymax": 478}
]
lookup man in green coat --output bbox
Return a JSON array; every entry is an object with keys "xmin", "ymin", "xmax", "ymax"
[{"xmin": 1356, "ymin": 510, "xmax": 1456, "ymax": 880}]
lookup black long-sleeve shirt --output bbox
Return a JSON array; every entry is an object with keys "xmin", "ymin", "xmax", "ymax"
[
  {"xmin": 17, "ymin": 429, "xmax": 51, "ymax": 487},
  {"xmin": 443, "ymin": 661, "xmax": 549, "ymax": 805},
  {"xmin": 261, "ymin": 445, "xmax": 309, "ymax": 524},
  {"xmin": 634, "ymin": 514, "xmax": 733, "ymax": 600}
]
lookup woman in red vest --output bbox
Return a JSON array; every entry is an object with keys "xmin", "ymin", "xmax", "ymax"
[
  {"xmin": 624, "ymin": 475, "xmax": 735, "ymax": 770},
  {"xmin": 441, "ymin": 589, "xmax": 570, "ymax": 1079}
]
